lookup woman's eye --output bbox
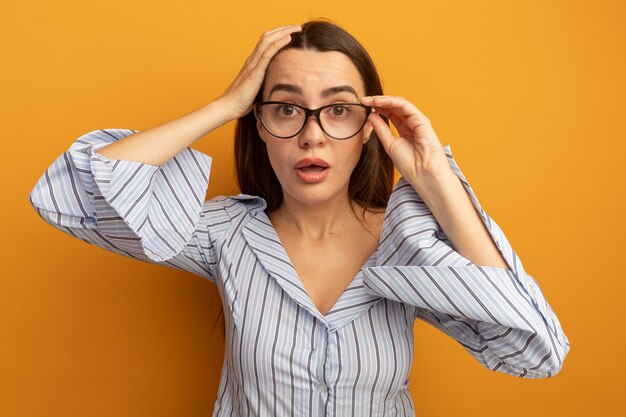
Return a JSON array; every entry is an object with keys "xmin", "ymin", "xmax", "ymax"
[
  {"xmin": 278, "ymin": 105, "xmax": 296, "ymax": 116},
  {"xmin": 330, "ymin": 105, "xmax": 349, "ymax": 117}
]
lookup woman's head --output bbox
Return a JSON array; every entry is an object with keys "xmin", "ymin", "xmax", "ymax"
[{"xmin": 235, "ymin": 20, "xmax": 394, "ymax": 213}]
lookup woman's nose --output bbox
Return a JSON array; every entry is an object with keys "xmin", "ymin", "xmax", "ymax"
[{"xmin": 298, "ymin": 116, "xmax": 327, "ymax": 148}]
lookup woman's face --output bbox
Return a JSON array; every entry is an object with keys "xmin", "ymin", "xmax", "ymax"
[{"xmin": 257, "ymin": 48, "xmax": 373, "ymax": 209}]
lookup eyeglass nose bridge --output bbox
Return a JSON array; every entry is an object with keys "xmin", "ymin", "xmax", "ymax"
[{"xmin": 300, "ymin": 107, "xmax": 327, "ymax": 135}]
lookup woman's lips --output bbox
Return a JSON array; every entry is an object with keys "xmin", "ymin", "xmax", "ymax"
[{"xmin": 294, "ymin": 158, "xmax": 330, "ymax": 184}]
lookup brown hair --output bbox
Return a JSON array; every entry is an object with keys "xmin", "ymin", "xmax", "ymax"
[{"xmin": 234, "ymin": 20, "xmax": 394, "ymax": 215}]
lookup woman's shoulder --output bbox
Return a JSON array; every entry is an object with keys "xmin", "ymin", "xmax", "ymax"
[
  {"xmin": 204, "ymin": 193, "xmax": 268, "ymax": 220},
  {"xmin": 197, "ymin": 194, "xmax": 269, "ymax": 243}
]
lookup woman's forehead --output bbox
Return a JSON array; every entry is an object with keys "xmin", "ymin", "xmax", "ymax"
[{"xmin": 264, "ymin": 49, "xmax": 365, "ymax": 98}]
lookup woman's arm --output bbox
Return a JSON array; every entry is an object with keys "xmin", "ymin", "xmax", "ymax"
[
  {"xmin": 362, "ymin": 95, "xmax": 570, "ymax": 378},
  {"xmin": 96, "ymin": 100, "xmax": 233, "ymax": 167},
  {"xmin": 29, "ymin": 25, "xmax": 303, "ymax": 277}
]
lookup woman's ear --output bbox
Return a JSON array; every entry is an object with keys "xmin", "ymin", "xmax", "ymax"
[
  {"xmin": 363, "ymin": 121, "xmax": 374, "ymax": 144},
  {"xmin": 256, "ymin": 118, "xmax": 267, "ymax": 143}
]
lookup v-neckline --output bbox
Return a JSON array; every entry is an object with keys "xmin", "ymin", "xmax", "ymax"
[
  {"xmin": 243, "ymin": 210, "xmax": 381, "ymax": 330},
  {"xmin": 259, "ymin": 209, "xmax": 379, "ymax": 318}
]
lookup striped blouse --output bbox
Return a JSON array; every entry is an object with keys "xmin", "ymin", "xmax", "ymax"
[{"xmin": 29, "ymin": 128, "xmax": 570, "ymax": 416}]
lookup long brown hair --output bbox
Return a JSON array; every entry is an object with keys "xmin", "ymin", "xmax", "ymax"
[{"xmin": 234, "ymin": 20, "xmax": 394, "ymax": 215}]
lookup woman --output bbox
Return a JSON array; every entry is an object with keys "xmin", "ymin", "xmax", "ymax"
[{"xmin": 29, "ymin": 20, "xmax": 569, "ymax": 416}]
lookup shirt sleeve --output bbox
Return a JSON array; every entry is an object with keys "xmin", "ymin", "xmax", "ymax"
[
  {"xmin": 28, "ymin": 128, "xmax": 219, "ymax": 282},
  {"xmin": 362, "ymin": 145, "xmax": 570, "ymax": 379}
]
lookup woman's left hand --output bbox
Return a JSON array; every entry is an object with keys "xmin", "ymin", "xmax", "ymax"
[{"xmin": 360, "ymin": 95, "xmax": 452, "ymax": 185}]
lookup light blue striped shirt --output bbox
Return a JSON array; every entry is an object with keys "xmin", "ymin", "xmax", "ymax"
[{"xmin": 29, "ymin": 128, "xmax": 570, "ymax": 416}]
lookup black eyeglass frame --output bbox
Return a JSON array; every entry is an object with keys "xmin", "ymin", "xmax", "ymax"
[{"xmin": 253, "ymin": 101, "xmax": 373, "ymax": 140}]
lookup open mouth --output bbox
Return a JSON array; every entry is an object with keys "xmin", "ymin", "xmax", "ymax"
[
  {"xmin": 294, "ymin": 159, "xmax": 330, "ymax": 183},
  {"xmin": 298, "ymin": 165, "xmax": 328, "ymax": 173}
]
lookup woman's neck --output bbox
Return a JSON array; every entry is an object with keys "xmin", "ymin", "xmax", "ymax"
[{"xmin": 269, "ymin": 193, "xmax": 363, "ymax": 241}]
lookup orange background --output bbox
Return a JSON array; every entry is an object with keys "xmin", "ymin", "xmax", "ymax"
[{"xmin": 2, "ymin": 0, "xmax": 624, "ymax": 416}]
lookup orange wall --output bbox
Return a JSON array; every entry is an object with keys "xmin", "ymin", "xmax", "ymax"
[{"xmin": 2, "ymin": 1, "xmax": 624, "ymax": 416}]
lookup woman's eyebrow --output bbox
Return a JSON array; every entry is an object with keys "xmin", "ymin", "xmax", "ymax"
[
  {"xmin": 268, "ymin": 84, "xmax": 359, "ymax": 99},
  {"xmin": 321, "ymin": 86, "xmax": 358, "ymax": 99},
  {"xmin": 269, "ymin": 84, "xmax": 302, "ymax": 96}
]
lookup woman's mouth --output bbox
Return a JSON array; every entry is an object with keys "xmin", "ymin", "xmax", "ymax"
[{"xmin": 294, "ymin": 158, "xmax": 330, "ymax": 184}]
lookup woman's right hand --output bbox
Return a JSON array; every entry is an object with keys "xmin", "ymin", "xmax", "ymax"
[{"xmin": 218, "ymin": 25, "xmax": 303, "ymax": 121}]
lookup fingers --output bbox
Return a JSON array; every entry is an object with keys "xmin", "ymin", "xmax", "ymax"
[
  {"xmin": 360, "ymin": 95, "xmax": 430, "ymax": 134},
  {"xmin": 360, "ymin": 95, "xmax": 423, "ymax": 118},
  {"xmin": 262, "ymin": 24, "xmax": 302, "ymax": 38},
  {"xmin": 248, "ymin": 25, "xmax": 302, "ymax": 69}
]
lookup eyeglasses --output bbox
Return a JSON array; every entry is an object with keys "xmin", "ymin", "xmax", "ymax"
[{"xmin": 253, "ymin": 101, "xmax": 372, "ymax": 140}]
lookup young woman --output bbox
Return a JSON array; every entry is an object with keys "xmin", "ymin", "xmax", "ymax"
[{"xmin": 29, "ymin": 20, "xmax": 569, "ymax": 416}]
